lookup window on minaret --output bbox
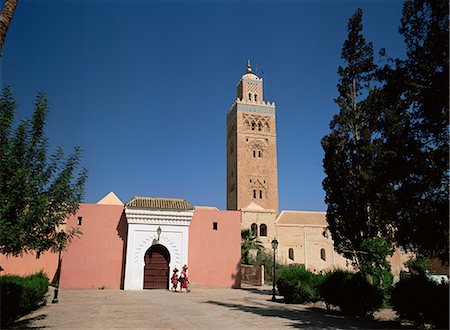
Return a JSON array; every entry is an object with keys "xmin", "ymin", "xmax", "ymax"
[
  {"xmin": 253, "ymin": 190, "xmax": 256, "ymax": 199},
  {"xmin": 251, "ymin": 121, "xmax": 256, "ymax": 130},
  {"xmin": 258, "ymin": 150, "xmax": 262, "ymax": 158},
  {"xmin": 253, "ymin": 150, "xmax": 256, "ymax": 158},
  {"xmin": 259, "ymin": 190, "xmax": 263, "ymax": 199},
  {"xmin": 258, "ymin": 122, "xmax": 262, "ymax": 131},
  {"xmin": 254, "ymin": 94, "xmax": 258, "ymax": 102},
  {"xmin": 248, "ymin": 93, "xmax": 252, "ymax": 101}
]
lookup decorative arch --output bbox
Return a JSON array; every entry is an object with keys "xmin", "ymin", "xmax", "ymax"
[{"xmin": 143, "ymin": 244, "xmax": 170, "ymax": 289}]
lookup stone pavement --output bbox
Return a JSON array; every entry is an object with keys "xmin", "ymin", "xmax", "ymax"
[{"xmin": 14, "ymin": 285, "xmax": 407, "ymax": 329}]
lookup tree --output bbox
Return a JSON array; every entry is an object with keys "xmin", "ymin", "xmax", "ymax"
[
  {"xmin": 0, "ymin": 86, "xmax": 88, "ymax": 256},
  {"xmin": 321, "ymin": 8, "xmax": 392, "ymax": 265},
  {"xmin": 0, "ymin": 0, "xmax": 19, "ymax": 51},
  {"xmin": 387, "ymin": 0, "xmax": 449, "ymax": 264},
  {"xmin": 241, "ymin": 228, "xmax": 263, "ymax": 264}
]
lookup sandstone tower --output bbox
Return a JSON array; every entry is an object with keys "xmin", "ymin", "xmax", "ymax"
[{"xmin": 227, "ymin": 61, "xmax": 279, "ymax": 212}]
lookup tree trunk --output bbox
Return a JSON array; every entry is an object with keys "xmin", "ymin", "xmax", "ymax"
[{"xmin": 0, "ymin": 0, "xmax": 19, "ymax": 51}]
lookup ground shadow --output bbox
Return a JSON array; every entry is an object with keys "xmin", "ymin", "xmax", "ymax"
[
  {"xmin": 204, "ymin": 300, "xmax": 414, "ymax": 329},
  {"xmin": 9, "ymin": 314, "xmax": 48, "ymax": 329},
  {"xmin": 239, "ymin": 286, "xmax": 274, "ymax": 297}
]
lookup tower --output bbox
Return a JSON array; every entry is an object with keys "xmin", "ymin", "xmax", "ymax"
[{"xmin": 227, "ymin": 61, "xmax": 279, "ymax": 212}]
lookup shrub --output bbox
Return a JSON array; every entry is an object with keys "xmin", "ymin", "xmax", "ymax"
[
  {"xmin": 319, "ymin": 270, "xmax": 383, "ymax": 317},
  {"xmin": 391, "ymin": 275, "xmax": 449, "ymax": 329},
  {"xmin": 0, "ymin": 271, "xmax": 49, "ymax": 328},
  {"xmin": 276, "ymin": 267, "xmax": 323, "ymax": 304}
]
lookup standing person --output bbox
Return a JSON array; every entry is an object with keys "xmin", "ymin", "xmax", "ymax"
[
  {"xmin": 171, "ymin": 267, "xmax": 179, "ymax": 292},
  {"xmin": 180, "ymin": 264, "xmax": 190, "ymax": 293}
]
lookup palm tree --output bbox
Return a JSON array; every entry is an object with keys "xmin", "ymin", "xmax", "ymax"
[
  {"xmin": 241, "ymin": 229, "xmax": 263, "ymax": 264},
  {"xmin": 0, "ymin": 0, "xmax": 19, "ymax": 51}
]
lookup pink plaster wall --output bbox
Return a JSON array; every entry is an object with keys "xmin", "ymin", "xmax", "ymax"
[
  {"xmin": 0, "ymin": 251, "xmax": 58, "ymax": 281},
  {"xmin": 59, "ymin": 204, "xmax": 126, "ymax": 289},
  {"xmin": 188, "ymin": 207, "xmax": 241, "ymax": 288}
]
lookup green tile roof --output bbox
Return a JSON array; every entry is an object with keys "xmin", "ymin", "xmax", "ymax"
[{"xmin": 126, "ymin": 196, "xmax": 194, "ymax": 210}]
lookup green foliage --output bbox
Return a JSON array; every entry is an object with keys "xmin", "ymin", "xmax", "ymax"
[
  {"xmin": 391, "ymin": 275, "xmax": 449, "ymax": 329},
  {"xmin": 241, "ymin": 228, "xmax": 263, "ymax": 264},
  {"xmin": 359, "ymin": 237, "xmax": 393, "ymax": 303},
  {"xmin": 381, "ymin": 0, "xmax": 449, "ymax": 265},
  {"xmin": 0, "ymin": 86, "xmax": 87, "ymax": 256},
  {"xmin": 322, "ymin": 8, "xmax": 395, "ymax": 265},
  {"xmin": 319, "ymin": 270, "xmax": 384, "ymax": 317},
  {"xmin": 405, "ymin": 254, "xmax": 431, "ymax": 276},
  {"xmin": 276, "ymin": 267, "xmax": 323, "ymax": 304},
  {"xmin": 0, "ymin": 271, "xmax": 50, "ymax": 328}
]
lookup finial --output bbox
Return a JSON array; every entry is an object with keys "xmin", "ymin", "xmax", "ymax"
[{"xmin": 246, "ymin": 60, "xmax": 252, "ymax": 73}]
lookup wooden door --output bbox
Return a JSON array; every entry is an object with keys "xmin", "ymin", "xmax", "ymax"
[{"xmin": 143, "ymin": 244, "xmax": 170, "ymax": 289}]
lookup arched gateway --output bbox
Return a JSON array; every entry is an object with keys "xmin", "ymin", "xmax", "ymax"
[
  {"xmin": 143, "ymin": 244, "xmax": 170, "ymax": 289},
  {"xmin": 124, "ymin": 197, "xmax": 194, "ymax": 290}
]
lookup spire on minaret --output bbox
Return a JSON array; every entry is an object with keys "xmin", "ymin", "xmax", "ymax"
[{"xmin": 246, "ymin": 60, "xmax": 252, "ymax": 73}]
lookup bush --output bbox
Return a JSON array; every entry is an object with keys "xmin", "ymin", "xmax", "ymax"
[
  {"xmin": 0, "ymin": 271, "xmax": 49, "ymax": 328},
  {"xmin": 276, "ymin": 267, "xmax": 323, "ymax": 304},
  {"xmin": 391, "ymin": 275, "xmax": 449, "ymax": 329},
  {"xmin": 319, "ymin": 270, "xmax": 383, "ymax": 317}
]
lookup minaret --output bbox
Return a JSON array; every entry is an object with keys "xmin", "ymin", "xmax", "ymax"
[{"xmin": 226, "ymin": 61, "xmax": 279, "ymax": 211}]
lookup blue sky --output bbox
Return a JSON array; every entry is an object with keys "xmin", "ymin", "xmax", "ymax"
[{"xmin": 1, "ymin": 0, "xmax": 406, "ymax": 210}]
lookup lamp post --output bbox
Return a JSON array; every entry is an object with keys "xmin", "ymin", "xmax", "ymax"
[
  {"xmin": 157, "ymin": 226, "xmax": 162, "ymax": 242},
  {"xmin": 271, "ymin": 238, "xmax": 279, "ymax": 302},
  {"xmin": 52, "ymin": 249, "xmax": 62, "ymax": 304}
]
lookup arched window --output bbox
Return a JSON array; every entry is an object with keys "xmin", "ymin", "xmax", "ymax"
[
  {"xmin": 248, "ymin": 93, "xmax": 252, "ymax": 101},
  {"xmin": 257, "ymin": 122, "xmax": 262, "ymax": 131},
  {"xmin": 258, "ymin": 150, "xmax": 262, "ymax": 158},
  {"xmin": 289, "ymin": 248, "xmax": 294, "ymax": 260},
  {"xmin": 251, "ymin": 223, "xmax": 258, "ymax": 236},
  {"xmin": 254, "ymin": 94, "xmax": 258, "ymax": 102},
  {"xmin": 320, "ymin": 248, "xmax": 326, "ymax": 261},
  {"xmin": 253, "ymin": 150, "xmax": 256, "ymax": 158},
  {"xmin": 260, "ymin": 224, "xmax": 267, "ymax": 236},
  {"xmin": 251, "ymin": 121, "xmax": 256, "ymax": 130},
  {"xmin": 253, "ymin": 190, "xmax": 256, "ymax": 199},
  {"xmin": 259, "ymin": 190, "xmax": 263, "ymax": 199}
]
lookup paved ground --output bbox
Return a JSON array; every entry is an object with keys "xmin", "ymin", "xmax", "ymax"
[{"xmin": 13, "ymin": 285, "xmax": 409, "ymax": 329}]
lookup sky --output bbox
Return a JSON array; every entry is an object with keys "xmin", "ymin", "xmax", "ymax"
[{"xmin": 1, "ymin": 0, "xmax": 406, "ymax": 211}]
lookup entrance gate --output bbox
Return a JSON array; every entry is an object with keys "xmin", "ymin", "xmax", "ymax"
[{"xmin": 143, "ymin": 244, "xmax": 170, "ymax": 289}]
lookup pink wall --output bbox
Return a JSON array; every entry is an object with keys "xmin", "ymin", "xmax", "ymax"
[
  {"xmin": 188, "ymin": 207, "xmax": 241, "ymax": 288},
  {"xmin": 0, "ymin": 250, "xmax": 58, "ymax": 281},
  {"xmin": 60, "ymin": 204, "xmax": 126, "ymax": 289}
]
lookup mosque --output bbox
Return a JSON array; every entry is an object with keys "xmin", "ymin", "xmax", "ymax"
[{"xmin": 0, "ymin": 63, "xmax": 409, "ymax": 289}]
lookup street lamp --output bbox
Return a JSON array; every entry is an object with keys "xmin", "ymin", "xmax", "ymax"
[
  {"xmin": 52, "ymin": 249, "xmax": 62, "ymax": 304},
  {"xmin": 271, "ymin": 238, "xmax": 279, "ymax": 302},
  {"xmin": 157, "ymin": 226, "xmax": 162, "ymax": 242}
]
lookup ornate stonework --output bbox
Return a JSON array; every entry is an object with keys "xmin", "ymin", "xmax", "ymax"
[
  {"xmin": 123, "ymin": 205, "xmax": 194, "ymax": 290},
  {"xmin": 226, "ymin": 62, "xmax": 279, "ymax": 212}
]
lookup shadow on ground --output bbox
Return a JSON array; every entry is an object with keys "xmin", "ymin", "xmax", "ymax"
[
  {"xmin": 8, "ymin": 314, "xmax": 48, "ymax": 329},
  {"xmin": 204, "ymin": 300, "xmax": 414, "ymax": 329},
  {"xmin": 239, "ymin": 286, "xmax": 274, "ymax": 297}
]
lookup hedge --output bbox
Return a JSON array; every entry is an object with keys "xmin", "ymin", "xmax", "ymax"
[
  {"xmin": 276, "ymin": 267, "xmax": 323, "ymax": 304},
  {"xmin": 391, "ymin": 275, "xmax": 449, "ymax": 329},
  {"xmin": 0, "ymin": 271, "xmax": 49, "ymax": 328},
  {"xmin": 319, "ymin": 270, "xmax": 384, "ymax": 317}
]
